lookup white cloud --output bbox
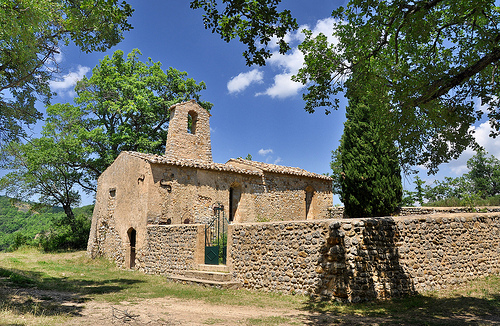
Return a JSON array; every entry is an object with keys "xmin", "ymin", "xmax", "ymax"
[
  {"xmin": 256, "ymin": 73, "xmax": 303, "ymax": 98},
  {"xmin": 258, "ymin": 17, "xmax": 337, "ymax": 99},
  {"xmin": 442, "ymin": 120, "xmax": 500, "ymax": 175},
  {"xmin": 227, "ymin": 17, "xmax": 337, "ymax": 99},
  {"xmin": 258, "ymin": 148, "xmax": 273, "ymax": 156},
  {"xmin": 310, "ymin": 17, "xmax": 338, "ymax": 44},
  {"xmin": 50, "ymin": 65, "xmax": 90, "ymax": 95},
  {"xmin": 274, "ymin": 157, "xmax": 282, "ymax": 165},
  {"xmin": 227, "ymin": 69, "xmax": 263, "ymax": 94}
]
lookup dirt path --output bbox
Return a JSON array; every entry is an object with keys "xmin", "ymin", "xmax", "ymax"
[
  {"xmin": 72, "ymin": 296, "xmax": 314, "ymax": 325},
  {"xmin": 5, "ymin": 285, "xmax": 499, "ymax": 325}
]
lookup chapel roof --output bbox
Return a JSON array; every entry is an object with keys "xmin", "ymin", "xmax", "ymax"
[
  {"xmin": 124, "ymin": 151, "xmax": 331, "ymax": 181},
  {"xmin": 226, "ymin": 158, "xmax": 332, "ymax": 180}
]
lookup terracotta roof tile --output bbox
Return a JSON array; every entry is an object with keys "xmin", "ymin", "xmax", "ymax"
[
  {"xmin": 124, "ymin": 152, "xmax": 332, "ymax": 181},
  {"xmin": 125, "ymin": 152, "xmax": 261, "ymax": 175},
  {"xmin": 226, "ymin": 158, "xmax": 332, "ymax": 180}
]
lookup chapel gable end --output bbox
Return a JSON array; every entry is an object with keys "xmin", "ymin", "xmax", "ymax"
[{"xmin": 165, "ymin": 100, "xmax": 212, "ymax": 163}]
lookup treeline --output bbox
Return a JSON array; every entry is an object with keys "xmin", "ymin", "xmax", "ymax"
[
  {"xmin": 0, "ymin": 196, "xmax": 93, "ymax": 252},
  {"xmin": 403, "ymin": 150, "xmax": 500, "ymax": 207}
]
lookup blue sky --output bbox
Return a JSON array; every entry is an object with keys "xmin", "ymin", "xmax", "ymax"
[{"xmin": 9, "ymin": 0, "xmax": 500, "ymax": 206}]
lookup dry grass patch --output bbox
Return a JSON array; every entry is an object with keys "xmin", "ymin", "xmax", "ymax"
[{"xmin": 0, "ymin": 248, "xmax": 500, "ymax": 325}]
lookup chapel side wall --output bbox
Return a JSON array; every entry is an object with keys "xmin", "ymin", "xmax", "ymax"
[
  {"xmin": 252, "ymin": 173, "xmax": 332, "ymax": 222},
  {"xmin": 147, "ymin": 165, "xmax": 265, "ymax": 224},
  {"xmin": 86, "ymin": 154, "xmax": 151, "ymax": 268},
  {"xmin": 229, "ymin": 213, "xmax": 500, "ymax": 302}
]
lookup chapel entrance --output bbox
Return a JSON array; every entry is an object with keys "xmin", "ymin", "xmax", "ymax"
[
  {"xmin": 128, "ymin": 228, "xmax": 136, "ymax": 269},
  {"xmin": 229, "ymin": 183, "xmax": 242, "ymax": 222},
  {"xmin": 205, "ymin": 204, "xmax": 228, "ymax": 265},
  {"xmin": 305, "ymin": 186, "xmax": 315, "ymax": 220}
]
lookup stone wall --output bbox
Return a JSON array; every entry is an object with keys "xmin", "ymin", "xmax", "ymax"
[
  {"xmin": 327, "ymin": 206, "xmax": 500, "ymax": 219},
  {"xmin": 138, "ymin": 224, "xmax": 204, "ymax": 275},
  {"xmin": 228, "ymin": 212, "xmax": 500, "ymax": 302},
  {"xmin": 147, "ymin": 164, "xmax": 332, "ymax": 224}
]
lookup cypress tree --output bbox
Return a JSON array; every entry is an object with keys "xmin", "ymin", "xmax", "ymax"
[{"xmin": 335, "ymin": 97, "xmax": 402, "ymax": 218}]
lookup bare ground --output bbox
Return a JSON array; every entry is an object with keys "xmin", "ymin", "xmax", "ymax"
[
  {"xmin": 2, "ymin": 285, "xmax": 500, "ymax": 325},
  {"xmin": 0, "ymin": 285, "xmax": 390, "ymax": 325}
]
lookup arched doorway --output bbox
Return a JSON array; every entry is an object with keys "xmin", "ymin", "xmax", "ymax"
[
  {"xmin": 127, "ymin": 228, "xmax": 136, "ymax": 269},
  {"xmin": 305, "ymin": 186, "xmax": 315, "ymax": 220},
  {"xmin": 229, "ymin": 183, "xmax": 242, "ymax": 222}
]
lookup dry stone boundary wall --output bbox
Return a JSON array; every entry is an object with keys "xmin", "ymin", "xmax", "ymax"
[
  {"xmin": 138, "ymin": 224, "xmax": 202, "ymax": 275},
  {"xmin": 137, "ymin": 212, "xmax": 500, "ymax": 302}
]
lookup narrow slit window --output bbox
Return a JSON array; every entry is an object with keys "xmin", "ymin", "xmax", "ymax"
[{"xmin": 187, "ymin": 111, "xmax": 198, "ymax": 134}]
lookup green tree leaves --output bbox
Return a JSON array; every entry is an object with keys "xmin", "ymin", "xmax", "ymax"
[
  {"xmin": 66, "ymin": 49, "xmax": 212, "ymax": 179},
  {"xmin": 196, "ymin": 0, "xmax": 500, "ymax": 173},
  {"xmin": 190, "ymin": 0, "xmax": 298, "ymax": 65},
  {"xmin": 333, "ymin": 96, "xmax": 403, "ymax": 218},
  {"xmin": 0, "ymin": 0, "xmax": 133, "ymax": 144}
]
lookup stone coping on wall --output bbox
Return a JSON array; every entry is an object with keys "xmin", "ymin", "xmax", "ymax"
[{"xmin": 327, "ymin": 206, "xmax": 500, "ymax": 218}]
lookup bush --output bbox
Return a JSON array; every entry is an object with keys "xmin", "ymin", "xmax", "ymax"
[{"xmin": 37, "ymin": 213, "xmax": 91, "ymax": 252}]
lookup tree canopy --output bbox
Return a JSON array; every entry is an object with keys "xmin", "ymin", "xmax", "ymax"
[
  {"xmin": 332, "ymin": 95, "xmax": 402, "ymax": 218},
  {"xmin": 0, "ymin": 0, "xmax": 133, "ymax": 144},
  {"xmin": 190, "ymin": 0, "xmax": 298, "ymax": 66},
  {"xmin": 44, "ymin": 49, "xmax": 212, "ymax": 185},
  {"xmin": 195, "ymin": 0, "xmax": 500, "ymax": 173}
]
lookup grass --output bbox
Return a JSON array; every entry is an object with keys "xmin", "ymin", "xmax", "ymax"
[{"xmin": 0, "ymin": 247, "xmax": 500, "ymax": 325}]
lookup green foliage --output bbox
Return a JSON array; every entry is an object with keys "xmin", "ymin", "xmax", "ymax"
[
  {"xmin": 421, "ymin": 150, "xmax": 500, "ymax": 207},
  {"xmin": 37, "ymin": 212, "xmax": 92, "ymax": 252},
  {"xmin": 190, "ymin": 0, "xmax": 298, "ymax": 66},
  {"xmin": 334, "ymin": 96, "xmax": 402, "ymax": 218},
  {"xmin": 0, "ymin": 138, "xmax": 84, "ymax": 216},
  {"xmin": 401, "ymin": 176, "xmax": 426, "ymax": 207},
  {"xmin": 466, "ymin": 149, "xmax": 500, "ymax": 198},
  {"xmin": 423, "ymin": 195, "xmax": 500, "ymax": 208},
  {"xmin": 45, "ymin": 49, "xmax": 213, "ymax": 181},
  {"xmin": 197, "ymin": 1, "xmax": 500, "ymax": 173},
  {"xmin": 297, "ymin": 0, "xmax": 500, "ymax": 173},
  {"xmin": 0, "ymin": 196, "xmax": 93, "ymax": 252},
  {"xmin": 0, "ymin": 0, "xmax": 133, "ymax": 144}
]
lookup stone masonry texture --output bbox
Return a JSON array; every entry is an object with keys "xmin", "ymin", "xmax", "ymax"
[{"xmin": 134, "ymin": 212, "xmax": 500, "ymax": 302}]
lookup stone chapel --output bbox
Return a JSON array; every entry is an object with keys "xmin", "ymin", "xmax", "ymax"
[{"xmin": 87, "ymin": 100, "xmax": 333, "ymax": 263}]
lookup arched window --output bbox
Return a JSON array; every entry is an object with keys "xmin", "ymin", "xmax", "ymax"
[
  {"xmin": 229, "ymin": 183, "xmax": 242, "ymax": 222},
  {"xmin": 187, "ymin": 110, "xmax": 198, "ymax": 134}
]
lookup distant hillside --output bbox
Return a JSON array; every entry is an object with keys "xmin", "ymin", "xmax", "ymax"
[{"xmin": 0, "ymin": 196, "xmax": 94, "ymax": 251}]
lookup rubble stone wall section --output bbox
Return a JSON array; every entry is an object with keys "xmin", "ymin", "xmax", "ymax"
[
  {"xmin": 139, "ymin": 224, "xmax": 202, "ymax": 275},
  {"xmin": 229, "ymin": 213, "xmax": 500, "ymax": 302}
]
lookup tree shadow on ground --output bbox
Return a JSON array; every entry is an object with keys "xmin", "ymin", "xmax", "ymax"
[
  {"xmin": 299, "ymin": 292, "xmax": 500, "ymax": 325},
  {"xmin": 0, "ymin": 266, "xmax": 144, "ymax": 318}
]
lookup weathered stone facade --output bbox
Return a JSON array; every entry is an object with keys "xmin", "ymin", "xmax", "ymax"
[{"xmin": 87, "ymin": 100, "xmax": 333, "ymax": 268}]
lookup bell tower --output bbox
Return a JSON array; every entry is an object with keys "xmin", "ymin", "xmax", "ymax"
[{"xmin": 165, "ymin": 100, "xmax": 213, "ymax": 163}]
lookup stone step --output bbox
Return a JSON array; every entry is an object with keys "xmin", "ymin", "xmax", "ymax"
[
  {"xmin": 168, "ymin": 275, "xmax": 241, "ymax": 289},
  {"xmin": 195, "ymin": 264, "xmax": 230, "ymax": 273},
  {"xmin": 184, "ymin": 270, "xmax": 232, "ymax": 282}
]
